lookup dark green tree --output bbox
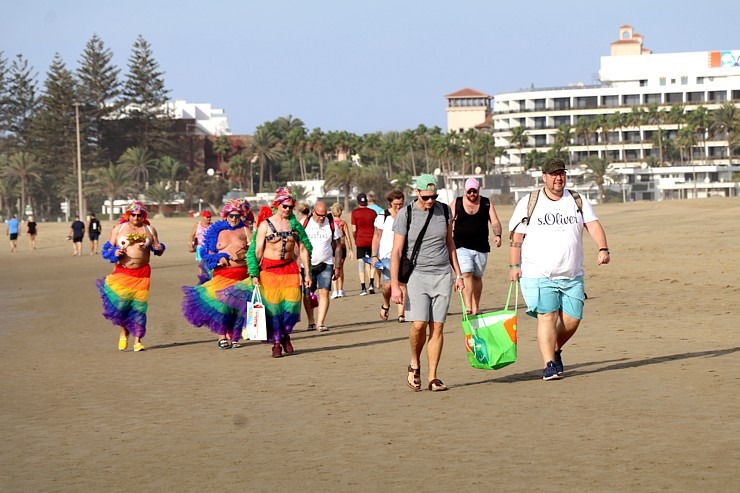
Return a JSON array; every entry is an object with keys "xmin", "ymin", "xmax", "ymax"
[
  {"xmin": 77, "ymin": 34, "xmax": 122, "ymax": 165},
  {"xmin": 30, "ymin": 53, "xmax": 78, "ymax": 181},
  {"xmin": 5, "ymin": 54, "xmax": 38, "ymax": 149},
  {"xmin": 121, "ymin": 35, "xmax": 172, "ymax": 155}
]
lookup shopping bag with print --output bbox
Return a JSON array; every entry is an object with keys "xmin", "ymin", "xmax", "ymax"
[
  {"xmin": 461, "ymin": 281, "xmax": 518, "ymax": 370},
  {"xmin": 243, "ymin": 288, "xmax": 267, "ymax": 341}
]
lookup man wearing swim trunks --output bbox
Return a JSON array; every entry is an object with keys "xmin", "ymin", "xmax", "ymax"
[
  {"xmin": 6, "ymin": 214, "xmax": 20, "ymax": 253},
  {"xmin": 508, "ymin": 158, "xmax": 611, "ymax": 381}
]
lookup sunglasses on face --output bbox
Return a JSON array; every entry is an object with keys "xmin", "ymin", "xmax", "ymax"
[
  {"xmin": 419, "ymin": 194, "xmax": 438, "ymax": 202},
  {"xmin": 314, "ymin": 211, "xmax": 327, "ymax": 217},
  {"xmin": 466, "ymin": 189, "xmax": 478, "ymax": 194},
  {"xmin": 130, "ymin": 213, "xmax": 143, "ymax": 217},
  {"xmin": 228, "ymin": 214, "xmax": 241, "ymax": 219},
  {"xmin": 281, "ymin": 204, "xmax": 294, "ymax": 210}
]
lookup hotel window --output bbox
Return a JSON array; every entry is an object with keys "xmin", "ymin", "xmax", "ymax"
[
  {"xmin": 670, "ymin": 79, "xmax": 676, "ymax": 84},
  {"xmin": 623, "ymin": 94, "xmax": 640, "ymax": 105},
  {"xmin": 601, "ymin": 95, "xmax": 619, "ymax": 107},
  {"xmin": 644, "ymin": 94, "xmax": 661, "ymax": 104},
  {"xmin": 534, "ymin": 99, "xmax": 546, "ymax": 111},
  {"xmin": 553, "ymin": 98, "xmax": 570, "ymax": 110},
  {"xmin": 681, "ymin": 76, "xmax": 688, "ymax": 85},
  {"xmin": 708, "ymin": 91, "xmax": 727, "ymax": 102},
  {"xmin": 639, "ymin": 80, "xmax": 648, "ymax": 87},
  {"xmin": 696, "ymin": 77, "xmax": 704, "ymax": 85},
  {"xmin": 665, "ymin": 93, "xmax": 683, "ymax": 103},
  {"xmin": 659, "ymin": 77, "xmax": 666, "ymax": 86},
  {"xmin": 687, "ymin": 92, "xmax": 705, "ymax": 102}
]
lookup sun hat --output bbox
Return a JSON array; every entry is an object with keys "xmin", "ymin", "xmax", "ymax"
[{"xmin": 415, "ymin": 174, "xmax": 438, "ymax": 192}]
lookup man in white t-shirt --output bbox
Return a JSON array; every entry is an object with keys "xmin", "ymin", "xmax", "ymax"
[
  {"xmin": 303, "ymin": 201, "xmax": 341, "ymax": 332},
  {"xmin": 370, "ymin": 189, "xmax": 406, "ymax": 322},
  {"xmin": 509, "ymin": 158, "xmax": 611, "ymax": 381}
]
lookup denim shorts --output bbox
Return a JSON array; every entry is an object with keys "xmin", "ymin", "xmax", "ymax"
[
  {"xmin": 456, "ymin": 248, "xmax": 488, "ymax": 278},
  {"xmin": 380, "ymin": 257, "xmax": 392, "ymax": 282},
  {"xmin": 520, "ymin": 276, "xmax": 584, "ymax": 320},
  {"xmin": 310, "ymin": 263, "xmax": 333, "ymax": 291}
]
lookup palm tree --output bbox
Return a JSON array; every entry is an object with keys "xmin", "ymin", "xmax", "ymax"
[
  {"xmin": 608, "ymin": 112, "xmax": 627, "ymax": 162},
  {"xmin": 144, "ymin": 183, "xmax": 172, "ymax": 216},
  {"xmin": 118, "ymin": 146, "xmax": 156, "ymax": 190},
  {"xmin": 574, "ymin": 117, "xmax": 593, "ymax": 161},
  {"xmin": 89, "ymin": 163, "xmax": 134, "ymax": 221},
  {"xmin": 627, "ymin": 107, "xmax": 646, "ymax": 162},
  {"xmin": 323, "ymin": 160, "xmax": 354, "ymax": 211},
  {"xmin": 212, "ymin": 136, "xmax": 232, "ymax": 172},
  {"xmin": 307, "ymin": 127, "xmax": 325, "ymax": 179},
  {"xmin": 711, "ymin": 102, "xmax": 739, "ymax": 165},
  {"xmin": 0, "ymin": 151, "xmax": 42, "ymax": 215},
  {"xmin": 583, "ymin": 156, "xmax": 609, "ymax": 203},
  {"xmin": 285, "ymin": 126, "xmax": 308, "ymax": 180},
  {"xmin": 554, "ymin": 125, "xmax": 574, "ymax": 166},
  {"xmin": 688, "ymin": 106, "xmax": 710, "ymax": 165},
  {"xmin": 509, "ymin": 126, "xmax": 528, "ymax": 168},
  {"xmin": 157, "ymin": 155, "xmax": 187, "ymax": 189},
  {"xmin": 676, "ymin": 124, "xmax": 698, "ymax": 165},
  {"xmin": 247, "ymin": 125, "xmax": 282, "ymax": 193}
]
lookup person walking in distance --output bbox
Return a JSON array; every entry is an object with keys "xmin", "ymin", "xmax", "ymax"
[
  {"xmin": 366, "ymin": 191, "xmax": 384, "ymax": 291},
  {"xmin": 371, "ymin": 189, "xmax": 407, "ymax": 323},
  {"xmin": 88, "ymin": 213, "xmax": 102, "ymax": 255},
  {"xmin": 70, "ymin": 215, "xmax": 86, "ymax": 256},
  {"xmin": 330, "ymin": 202, "xmax": 354, "ymax": 299},
  {"xmin": 508, "ymin": 158, "xmax": 611, "ymax": 381},
  {"xmin": 302, "ymin": 201, "xmax": 341, "ymax": 332},
  {"xmin": 351, "ymin": 192, "xmax": 377, "ymax": 295},
  {"xmin": 6, "ymin": 214, "xmax": 20, "ymax": 253},
  {"xmin": 450, "ymin": 177, "xmax": 503, "ymax": 315},
  {"xmin": 26, "ymin": 215, "xmax": 38, "ymax": 251},
  {"xmin": 390, "ymin": 175, "xmax": 465, "ymax": 392}
]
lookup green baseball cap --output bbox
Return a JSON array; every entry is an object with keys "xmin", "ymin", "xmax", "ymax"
[{"xmin": 415, "ymin": 174, "xmax": 438, "ymax": 191}]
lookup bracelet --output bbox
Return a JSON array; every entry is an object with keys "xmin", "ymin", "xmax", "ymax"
[
  {"xmin": 372, "ymin": 253, "xmax": 379, "ymax": 257},
  {"xmin": 599, "ymin": 248, "xmax": 610, "ymax": 253},
  {"xmin": 456, "ymin": 275, "xmax": 464, "ymax": 279},
  {"xmin": 509, "ymin": 264, "xmax": 520, "ymax": 269}
]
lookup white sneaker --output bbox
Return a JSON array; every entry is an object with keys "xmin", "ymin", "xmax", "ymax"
[
  {"xmin": 359, "ymin": 289, "xmax": 368, "ymax": 296},
  {"xmin": 338, "ymin": 290, "xmax": 346, "ymax": 298},
  {"xmin": 330, "ymin": 291, "xmax": 339, "ymax": 299}
]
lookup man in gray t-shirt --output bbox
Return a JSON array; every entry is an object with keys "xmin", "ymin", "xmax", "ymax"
[{"xmin": 390, "ymin": 174, "xmax": 464, "ymax": 393}]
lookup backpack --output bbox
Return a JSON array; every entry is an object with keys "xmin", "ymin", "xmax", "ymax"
[
  {"xmin": 302, "ymin": 211, "xmax": 335, "ymax": 235},
  {"xmin": 509, "ymin": 189, "xmax": 583, "ymax": 240},
  {"xmin": 404, "ymin": 201, "xmax": 450, "ymax": 233}
]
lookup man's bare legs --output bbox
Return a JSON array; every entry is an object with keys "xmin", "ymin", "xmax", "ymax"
[
  {"xmin": 537, "ymin": 310, "xmax": 580, "ymax": 366},
  {"xmin": 407, "ymin": 321, "xmax": 444, "ymax": 386}
]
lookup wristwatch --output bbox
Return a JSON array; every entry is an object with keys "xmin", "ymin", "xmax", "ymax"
[{"xmin": 599, "ymin": 248, "xmax": 610, "ymax": 254}]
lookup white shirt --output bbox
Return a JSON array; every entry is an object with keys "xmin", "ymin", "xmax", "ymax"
[
  {"xmin": 304, "ymin": 217, "xmax": 341, "ymax": 266},
  {"xmin": 373, "ymin": 211, "xmax": 395, "ymax": 259},
  {"xmin": 508, "ymin": 189, "xmax": 598, "ymax": 279}
]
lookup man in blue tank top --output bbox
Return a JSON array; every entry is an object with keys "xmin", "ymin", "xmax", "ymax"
[{"xmin": 450, "ymin": 178, "xmax": 503, "ymax": 315}]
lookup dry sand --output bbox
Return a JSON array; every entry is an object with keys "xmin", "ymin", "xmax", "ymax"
[{"xmin": 1, "ymin": 198, "xmax": 739, "ymax": 492}]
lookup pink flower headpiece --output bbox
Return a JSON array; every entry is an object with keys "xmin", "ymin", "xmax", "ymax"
[
  {"xmin": 120, "ymin": 201, "xmax": 149, "ymax": 224},
  {"xmin": 271, "ymin": 187, "xmax": 296, "ymax": 209},
  {"xmin": 220, "ymin": 198, "xmax": 252, "ymax": 220}
]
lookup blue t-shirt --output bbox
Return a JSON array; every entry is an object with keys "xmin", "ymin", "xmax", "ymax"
[{"xmin": 7, "ymin": 218, "xmax": 20, "ymax": 234}]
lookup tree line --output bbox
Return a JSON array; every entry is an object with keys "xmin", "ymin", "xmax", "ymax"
[{"xmin": 2, "ymin": 33, "xmax": 740, "ymax": 219}]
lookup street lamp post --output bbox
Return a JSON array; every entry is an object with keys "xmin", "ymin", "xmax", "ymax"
[{"xmin": 74, "ymin": 102, "xmax": 84, "ymax": 218}]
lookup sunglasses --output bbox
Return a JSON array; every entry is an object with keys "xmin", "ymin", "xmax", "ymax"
[
  {"xmin": 314, "ymin": 211, "xmax": 327, "ymax": 217},
  {"xmin": 419, "ymin": 194, "xmax": 438, "ymax": 202},
  {"xmin": 281, "ymin": 204, "xmax": 294, "ymax": 210},
  {"xmin": 130, "ymin": 213, "xmax": 143, "ymax": 217},
  {"xmin": 228, "ymin": 213, "xmax": 242, "ymax": 219},
  {"xmin": 466, "ymin": 189, "xmax": 478, "ymax": 194}
]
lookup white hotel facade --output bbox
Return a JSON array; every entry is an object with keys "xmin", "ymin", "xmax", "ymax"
[{"xmin": 445, "ymin": 25, "xmax": 740, "ymax": 200}]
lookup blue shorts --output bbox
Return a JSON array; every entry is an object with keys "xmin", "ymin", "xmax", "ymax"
[
  {"xmin": 310, "ymin": 263, "xmax": 333, "ymax": 291},
  {"xmin": 456, "ymin": 248, "xmax": 488, "ymax": 277},
  {"xmin": 380, "ymin": 257, "xmax": 391, "ymax": 282},
  {"xmin": 520, "ymin": 276, "xmax": 585, "ymax": 320}
]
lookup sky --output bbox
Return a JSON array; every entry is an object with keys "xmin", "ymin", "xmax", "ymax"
[{"xmin": 3, "ymin": 0, "xmax": 740, "ymax": 136}]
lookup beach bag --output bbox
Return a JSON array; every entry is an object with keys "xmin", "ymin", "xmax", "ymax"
[
  {"xmin": 398, "ymin": 256, "xmax": 414, "ymax": 283},
  {"xmin": 243, "ymin": 288, "xmax": 267, "ymax": 341},
  {"xmin": 461, "ymin": 281, "xmax": 518, "ymax": 370}
]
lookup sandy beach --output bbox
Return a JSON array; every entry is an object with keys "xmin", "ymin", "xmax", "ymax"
[{"xmin": 1, "ymin": 198, "xmax": 739, "ymax": 492}]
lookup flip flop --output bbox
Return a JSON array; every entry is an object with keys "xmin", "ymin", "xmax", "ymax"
[
  {"xmin": 217, "ymin": 338, "xmax": 232, "ymax": 350},
  {"xmin": 397, "ymin": 315, "xmax": 406, "ymax": 323},
  {"xmin": 380, "ymin": 305, "xmax": 390, "ymax": 321},
  {"xmin": 407, "ymin": 365, "xmax": 422, "ymax": 391},
  {"xmin": 428, "ymin": 379, "xmax": 448, "ymax": 392}
]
